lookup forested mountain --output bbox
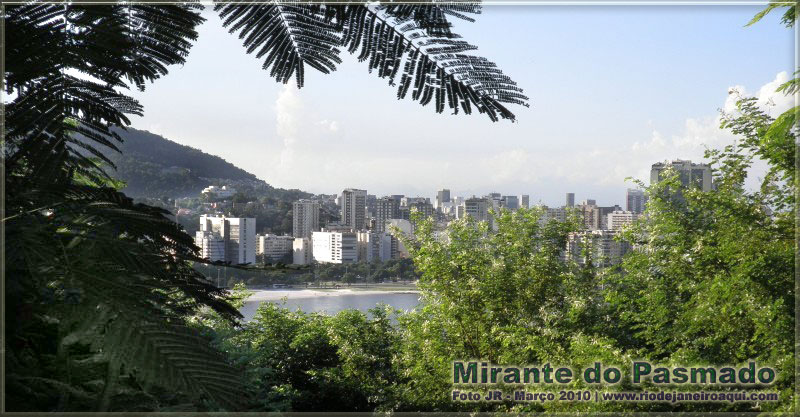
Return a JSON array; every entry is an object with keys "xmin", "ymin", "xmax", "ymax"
[{"xmin": 106, "ymin": 127, "xmax": 307, "ymax": 201}]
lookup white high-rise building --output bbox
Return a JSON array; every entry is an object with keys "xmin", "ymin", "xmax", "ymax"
[
  {"xmin": 197, "ymin": 215, "xmax": 256, "ymax": 264},
  {"xmin": 293, "ymin": 199, "xmax": 320, "ymax": 238},
  {"xmin": 293, "ymin": 237, "xmax": 313, "ymax": 265},
  {"xmin": 312, "ymin": 231, "xmax": 358, "ymax": 264},
  {"xmin": 607, "ymin": 210, "xmax": 639, "ymax": 231},
  {"xmin": 195, "ymin": 231, "xmax": 225, "ymax": 262},
  {"xmin": 341, "ymin": 188, "xmax": 367, "ymax": 231},
  {"xmin": 257, "ymin": 234, "xmax": 294, "ymax": 262}
]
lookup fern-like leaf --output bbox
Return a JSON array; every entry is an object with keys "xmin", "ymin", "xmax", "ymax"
[
  {"xmin": 342, "ymin": 4, "xmax": 528, "ymax": 122},
  {"xmin": 102, "ymin": 316, "xmax": 248, "ymax": 409},
  {"xmin": 215, "ymin": 1, "xmax": 343, "ymax": 87}
]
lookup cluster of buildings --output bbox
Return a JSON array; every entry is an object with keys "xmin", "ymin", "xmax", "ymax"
[{"xmin": 194, "ymin": 159, "xmax": 713, "ymax": 268}]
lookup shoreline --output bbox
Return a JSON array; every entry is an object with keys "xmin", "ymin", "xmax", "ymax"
[{"xmin": 244, "ymin": 288, "xmax": 421, "ymax": 303}]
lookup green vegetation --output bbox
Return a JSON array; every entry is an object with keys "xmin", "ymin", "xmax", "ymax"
[
  {"xmin": 5, "ymin": 1, "xmax": 795, "ymax": 413},
  {"xmin": 105, "ymin": 127, "xmax": 314, "ymax": 201},
  {"xmin": 192, "ymin": 258, "xmax": 419, "ymax": 288}
]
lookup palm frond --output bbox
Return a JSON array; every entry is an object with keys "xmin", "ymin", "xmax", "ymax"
[
  {"xmin": 342, "ymin": 4, "xmax": 528, "ymax": 122},
  {"xmin": 382, "ymin": 2, "xmax": 481, "ymax": 37},
  {"xmin": 215, "ymin": 2, "xmax": 343, "ymax": 87},
  {"xmin": 102, "ymin": 315, "xmax": 248, "ymax": 409}
]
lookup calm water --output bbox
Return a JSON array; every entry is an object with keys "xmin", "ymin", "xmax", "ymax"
[{"xmin": 240, "ymin": 292, "xmax": 422, "ymax": 321}]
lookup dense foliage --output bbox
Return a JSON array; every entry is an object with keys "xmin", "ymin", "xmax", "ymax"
[
  {"xmin": 4, "ymin": 1, "xmax": 526, "ymax": 411},
  {"xmin": 4, "ymin": 1, "xmax": 795, "ymax": 413}
]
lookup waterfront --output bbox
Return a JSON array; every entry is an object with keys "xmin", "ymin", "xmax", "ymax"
[{"xmin": 240, "ymin": 289, "xmax": 422, "ymax": 321}]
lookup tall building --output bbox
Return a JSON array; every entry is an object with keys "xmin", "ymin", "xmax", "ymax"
[
  {"xmin": 579, "ymin": 202, "xmax": 622, "ymax": 230},
  {"xmin": 401, "ymin": 196, "xmax": 430, "ymax": 207},
  {"xmin": 366, "ymin": 194, "xmax": 377, "ymax": 217},
  {"xmin": 340, "ymin": 188, "xmax": 367, "ymax": 231},
  {"xmin": 502, "ymin": 195, "xmax": 519, "ymax": 210},
  {"xmin": 520, "ymin": 194, "xmax": 530, "ymax": 209},
  {"xmin": 607, "ymin": 210, "xmax": 639, "ymax": 230},
  {"xmin": 408, "ymin": 200, "xmax": 435, "ymax": 220},
  {"xmin": 538, "ymin": 205, "xmax": 567, "ymax": 226},
  {"xmin": 436, "ymin": 189, "xmax": 451, "ymax": 210},
  {"xmin": 197, "ymin": 215, "xmax": 256, "ymax": 264},
  {"xmin": 357, "ymin": 231, "xmax": 392, "ymax": 263},
  {"xmin": 374, "ymin": 196, "xmax": 400, "ymax": 232},
  {"xmin": 292, "ymin": 199, "xmax": 320, "ymax": 238},
  {"xmin": 566, "ymin": 230, "xmax": 631, "ymax": 267},
  {"xmin": 386, "ymin": 219, "xmax": 413, "ymax": 259},
  {"xmin": 257, "ymin": 234, "xmax": 294, "ymax": 262},
  {"xmin": 195, "ymin": 232, "xmax": 225, "ymax": 262},
  {"xmin": 464, "ymin": 197, "xmax": 492, "ymax": 225},
  {"xmin": 312, "ymin": 231, "xmax": 358, "ymax": 264},
  {"xmin": 650, "ymin": 159, "xmax": 713, "ymax": 191},
  {"xmin": 626, "ymin": 189, "xmax": 647, "ymax": 214},
  {"xmin": 566, "ymin": 193, "xmax": 575, "ymax": 208}
]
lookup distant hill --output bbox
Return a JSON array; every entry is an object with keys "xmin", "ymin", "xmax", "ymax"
[{"xmin": 104, "ymin": 127, "xmax": 311, "ymax": 200}]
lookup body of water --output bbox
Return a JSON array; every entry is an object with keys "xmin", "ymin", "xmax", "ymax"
[{"xmin": 240, "ymin": 290, "xmax": 422, "ymax": 321}]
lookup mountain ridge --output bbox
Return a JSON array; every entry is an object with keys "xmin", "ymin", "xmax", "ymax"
[{"xmin": 106, "ymin": 127, "xmax": 311, "ymax": 200}]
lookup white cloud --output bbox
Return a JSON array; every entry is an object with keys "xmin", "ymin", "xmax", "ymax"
[
  {"xmin": 259, "ymin": 72, "xmax": 791, "ymax": 200},
  {"xmin": 275, "ymin": 85, "xmax": 302, "ymax": 172}
]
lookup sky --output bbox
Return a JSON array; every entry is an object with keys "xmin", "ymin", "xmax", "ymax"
[{"xmin": 129, "ymin": 5, "xmax": 795, "ymax": 207}]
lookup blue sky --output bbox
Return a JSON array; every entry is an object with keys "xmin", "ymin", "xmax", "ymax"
[{"xmin": 129, "ymin": 5, "xmax": 794, "ymax": 206}]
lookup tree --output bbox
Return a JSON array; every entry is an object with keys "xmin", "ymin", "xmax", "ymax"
[
  {"xmin": 600, "ymin": 9, "xmax": 797, "ymax": 403},
  {"xmin": 214, "ymin": 2, "xmax": 529, "ymax": 121},
  {"xmin": 5, "ymin": 2, "xmax": 524, "ymax": 411},
  {"xmin": 394, "ymin": 209, "xmax": 626, "ymax": 412}
]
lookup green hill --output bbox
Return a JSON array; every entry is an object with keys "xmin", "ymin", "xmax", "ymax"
[{"xmin": 105, "ymin": 127, "xmax": 308, "ymax": 200}]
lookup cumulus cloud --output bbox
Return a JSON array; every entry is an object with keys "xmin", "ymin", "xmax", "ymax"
[
  {"xmin": 568, "ymin": 71, "xmax": 793, "ymax": 190},
  {"xmin": 260, "ymin": 72, "xmax": 792, "ymax": 201},
  {"xmin": 275, "ymin": 85, "xmax": 302, "ymax": 171}
]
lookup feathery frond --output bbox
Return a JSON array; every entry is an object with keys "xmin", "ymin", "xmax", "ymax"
[
  {"xmin": 215, "ymin": 2, "xmax": 343, "ymax": 87},
  {"xmin": 342, "ymin": 4, "xmax": 528, "ymax": 122},
  {"xmin": 214, "ymin": 2, "xmax": 528, "ymax": 121}
]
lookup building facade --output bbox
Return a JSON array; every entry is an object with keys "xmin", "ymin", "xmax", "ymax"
[
  {"xmin": 292, "ymin": 199, "xmax": 320, "ymax": 238},
  {"xmin": 650, "ymin": 159, "xmax": 713, "ymax": 191},
  {"xmin": 292, "ymin": 237, "xmax": 313, "ymax": 265},
  {"xmin": 341, "ymin": 188, "xmax": 368, "ymax": 231},
  {"xmin": 626, "ymin": 188, "xmax": 648, "ymax": 214},
  {"xmin": 436, "ymin": 189, "xmax": 451, "ymax": 210},
  {"xmin": 312, "ymin": 231, "xmax": 358, "ymax": 264},
  {"xmin": 607, "ymin": 210, "xmax": 639, "ymax": 230},
  {"xmin": 374, "ymin": 196, "xmax": 400, "ymax": 232},
  {"xmin": 464, "ymin": 197, "xmax": 491, "ymax": 223},
  {"xmin": 566, "ymin": 230, "xmax": 631, "ymax": 267},
  {"xmin": 502, "ymin": 195, "xmax": 519, "ymax": 210},
  {"xmin": 257, "ymin": 234, "xmax": 294, "ymax": 262},
  {"xmin": 520, "ymin": 194, "xmax": 530, "ymax": 209},
  {"xmin": 196, "ymin": 215, "xmax": 256, "ymax": 264},
  {"xmin": 357, "ymin": 231, "xmax": 393, "ymax": 263}
]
